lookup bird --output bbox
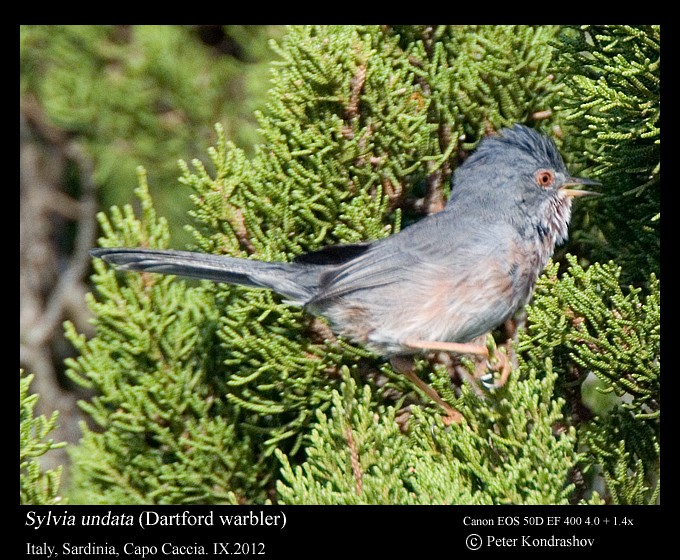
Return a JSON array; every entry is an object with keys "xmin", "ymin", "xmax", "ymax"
[{"xmin": 91, "ymin": 124, "xmax": 599, "ymax": 422}]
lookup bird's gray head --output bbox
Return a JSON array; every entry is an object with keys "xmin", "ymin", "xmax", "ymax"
[{"xmin": 447, "ymin": 124, "xmax": 599, "ymax": 246}]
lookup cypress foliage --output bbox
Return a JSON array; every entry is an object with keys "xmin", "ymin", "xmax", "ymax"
[
  {"xmin": 277, "ymin": 364, "xmax": 585, "ymax": 505},
  {"xmin": 276, "ymin": 371, "xmax": 414, "ymax": 504},
  {"xmin": 555, "ymin": 25, "xmax": 660, "ymax": 284},
  {"xmin": 66, "ymin": 173, "xmax": 265, "ymax": 504},
  {"xmin": 523, "ymin": 257, "xmax": 659, "ymax": 504},
  {"xmin": 20, "ymin": 370, "xmax": 65, "ymax": 504},
  {"xmin": 60, "ymin": 25, "xmax": 659, "ymax": 504}
]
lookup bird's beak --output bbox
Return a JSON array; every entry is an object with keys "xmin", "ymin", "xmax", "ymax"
[{"xmin": 560, "ymin": 177, "xmax": 601, "ymax": 198}]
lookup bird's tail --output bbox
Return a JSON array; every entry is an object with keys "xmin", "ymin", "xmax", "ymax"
[{"xmin": 90, "ymin": 248, "xmax": 319, "ymax": 304}]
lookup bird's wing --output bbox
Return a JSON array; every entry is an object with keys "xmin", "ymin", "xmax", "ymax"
[
  {"xmin": 293, "ymin": 242, "xmax": 372, "ymax": 265},
  {"xmin": 308, "ymin": 212, "xmax": 473, "ymax": 303},
  {"xmin": 308, "ymin": 213, "xmax": 528, "ymax": 329}
]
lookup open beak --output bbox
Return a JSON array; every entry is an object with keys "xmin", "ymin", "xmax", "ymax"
[{"xmin": 560, "ymin": 176, "xmax": 601, "ymax": 198}]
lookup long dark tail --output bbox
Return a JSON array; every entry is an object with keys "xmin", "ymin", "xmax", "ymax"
[{"xmin": 90, "ymin": 248, "xmax": 319, "ymax": 304}]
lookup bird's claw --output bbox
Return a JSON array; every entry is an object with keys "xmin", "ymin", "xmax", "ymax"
[{"xmin": 477, "ymin": 346, "xmax": 511, "ymax": 390}]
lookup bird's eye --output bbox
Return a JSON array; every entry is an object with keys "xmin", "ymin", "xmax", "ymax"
[{"xmin": 535, "ymin": 169, "xmax": 555, "ymax": 188}]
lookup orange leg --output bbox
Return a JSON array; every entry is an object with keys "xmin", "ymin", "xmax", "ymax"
[
  {"xmin": 391, "ymin": 338, "xmax": 512, "ymax": 423},
  {"xmin": 390, "ymin": 355, "xmax": 463, "ymax": 425},
  {"xmin": 403, "ymin": 338, "xmax": 490, "ymax": 357}
]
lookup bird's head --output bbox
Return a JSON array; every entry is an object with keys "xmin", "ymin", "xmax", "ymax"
[{"xmin": 448, "ymin": 124, "xmax": 600, "ymax": 245}]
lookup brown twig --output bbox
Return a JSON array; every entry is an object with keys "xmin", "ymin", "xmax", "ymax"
[
  {"xmin": 342, "ymin": 63, "xmax": 367, "ymax": 141},
  {"xmin": 345, "ymin": 64, "xmax": 367, "ymax": 122},
  {"xmin": 344, "ymin": 425, "xmax": 363, "ymax": 496},
  {"xmin": 229, "ymin": 207, "xmax": 257, "ymax": 255}
]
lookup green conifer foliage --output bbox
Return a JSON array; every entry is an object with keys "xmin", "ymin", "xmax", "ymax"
[
  {"xmin": 66, "ymin": 25, "xmax": 659, "ymax": 504},
  {"xmin": 555, "ymin": 25, "xmax": 660, "ymax": 284},
  {"xmin": 276, "ymin": 371, "xmax": 414, "ymax": 504},
  {"xmin": 65, "ymin": 175, "xmax": 264, "ymax": 504},
  {"xmin": 522, "ymin": 257, "xmax": 659, "ymax": 504},
  {"xmin": 277, "ymin": 364, "xmax": 584, "ymax": 504},
  {"xmin": 20, "ymin": 370, "xmax": 65, "ymax": 504}
]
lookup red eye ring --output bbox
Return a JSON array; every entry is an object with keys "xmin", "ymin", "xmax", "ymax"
[{"xmin": 535, "ymin": 169, "xmax": 555, "ymax": 188}]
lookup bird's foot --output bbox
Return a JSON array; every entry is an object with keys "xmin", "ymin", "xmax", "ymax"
[{"xmin": 476, "ymin": 339, "xmax": 511, "ymax": 391}]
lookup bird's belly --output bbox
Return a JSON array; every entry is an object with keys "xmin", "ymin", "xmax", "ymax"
[{"xmin": 321, "ymin": 271, "xmax": 521, "ymax": 357}]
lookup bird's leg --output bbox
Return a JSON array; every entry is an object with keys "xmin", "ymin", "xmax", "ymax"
[
  {"xmin": 403, "ymin": 338, "xmax": 490, "ymax": 357},
  {"xmin": 390, "ymin": 355, "xmax": 463, "ymax": 425}
]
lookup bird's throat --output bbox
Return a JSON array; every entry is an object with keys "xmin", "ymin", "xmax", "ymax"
[{"xmin": 532, "ymin": 195, "xmax": 573, "ymax": 270}]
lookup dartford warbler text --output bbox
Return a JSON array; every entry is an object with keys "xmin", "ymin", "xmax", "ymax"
[{"xmin": 25, "ymin": 509, "xmax": 285, "ymax": 530}]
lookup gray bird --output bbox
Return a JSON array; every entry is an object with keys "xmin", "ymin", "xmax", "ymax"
[{"xmin": 91, "ymin": 125, "xmax": 599, "ymax": 420}]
